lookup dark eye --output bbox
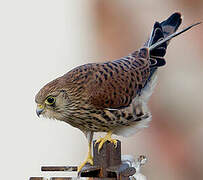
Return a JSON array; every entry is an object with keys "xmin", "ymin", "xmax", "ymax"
[{"xmin": 45, "ymin": 96, "xmax": 56, "ymax": 105}]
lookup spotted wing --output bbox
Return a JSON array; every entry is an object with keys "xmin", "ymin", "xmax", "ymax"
[{"xmin": 87, "ymin": 49, "xmax": 150, "ymax": 109}]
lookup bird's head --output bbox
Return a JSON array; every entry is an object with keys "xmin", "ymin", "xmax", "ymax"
[{"xmin": 35, "ymin": 77, "xmax": 71, "ymax": 120}]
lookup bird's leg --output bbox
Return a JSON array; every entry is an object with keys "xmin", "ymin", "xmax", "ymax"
[
  {"xmin": 95, "ymin": 131, "xmax": 117, "ymax": 152},
  {"xmin": 78, "ymin": 131, "xmax": 94, "ymax": 172}
]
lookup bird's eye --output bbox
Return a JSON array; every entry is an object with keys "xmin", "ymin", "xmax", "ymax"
[{"xmin": 45, "ymin": 96, "xmax": 56, "ymax": 105}]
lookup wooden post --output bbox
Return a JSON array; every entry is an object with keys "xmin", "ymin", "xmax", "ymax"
[
  {"xmin": 29, "ymin": 140, "xmax": 136, "ymax": 180},
  {"xmin": 79, "ymin": 140, "xmax": 135, "ymax": 179}
]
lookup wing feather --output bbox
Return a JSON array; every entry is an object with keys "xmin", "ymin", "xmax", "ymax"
[{"xmin": 87, "ymin": 50, "xmax": 150, "ymax": 109}]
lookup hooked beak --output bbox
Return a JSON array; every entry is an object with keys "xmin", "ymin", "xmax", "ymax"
[{"xmin": 36, "ymin": 104, "xmax": 44, "ymax": 117}]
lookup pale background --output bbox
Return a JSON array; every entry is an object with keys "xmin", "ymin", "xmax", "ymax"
[{"xmin": 0, "ymin": 0, "xmax": 202, "ymax": 179}]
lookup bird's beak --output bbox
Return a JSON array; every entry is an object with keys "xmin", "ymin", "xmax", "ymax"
[{"xmin": 36, "ymin": 104, "xmax": 44, "ymax": 117}]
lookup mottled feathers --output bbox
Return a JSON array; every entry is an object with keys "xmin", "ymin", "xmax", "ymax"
[{"xmin": 36, "ymin": 12, "xmax": 198, "ymax": 137}]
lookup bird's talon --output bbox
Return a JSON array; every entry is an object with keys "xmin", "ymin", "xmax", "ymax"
[
  {"xmin": 95, "ymin": 132, "xmax": 117, "ymax": 152},
  {"xmin": 112, "ymin": 139, "xmax": 117, "ymax": 148},
  {"xmin": 94, "ymin": 138, "xmax": 102, "ymax": 147},
  {"xmin": 77, "ymin": 155, "xmax": 93, "ymax": 172}
]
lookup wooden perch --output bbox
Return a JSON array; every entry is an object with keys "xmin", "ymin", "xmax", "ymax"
[{"xmin": 29, "ymin": 140, "xmax": 136, "ymax": 180}]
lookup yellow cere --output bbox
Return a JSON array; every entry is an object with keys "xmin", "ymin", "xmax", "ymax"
[{"xmin": 37, "ymin": 104, "xmax": 44, "ymax": 109}]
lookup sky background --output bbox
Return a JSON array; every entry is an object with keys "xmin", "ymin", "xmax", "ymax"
[{"xmin": 0, "ymin": 0, "xmax": 202, "ymax": 179}]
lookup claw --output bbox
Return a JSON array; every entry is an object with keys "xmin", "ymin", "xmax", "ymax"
[
  {"xmin": 95, "ymin": 131, "xmax": 117, "ymax": 152},
  {"xmin": 77, "ymin": 154, "xmax": 93, "ymax": 172}
]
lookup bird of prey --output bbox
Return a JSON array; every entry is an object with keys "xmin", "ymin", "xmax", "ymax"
[{"xmin": 35, "ymin": 12, "xmax": 200, "ymax": 172}]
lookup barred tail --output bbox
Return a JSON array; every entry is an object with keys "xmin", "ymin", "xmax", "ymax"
[
  {"xmin": 149, "ymin": 22, "xmax": 201, "ymax": 51},
  {"xmin": 147, "ymin": 12, "xmax": 183, "ymax": 68},
  {"xmin": 147, "ymin": 13, "xmax": 201, "ymax": 69},
  {"xmin": 160, "ymin": 12, "xmax": 182, "ymax": 41},
  {"xmin": 143, "ymin": 12, "xmax": 200, "ymax": 88},
  {"xmin": 147, "ymin": 22, "xmax": 167, "ymax": 67}
]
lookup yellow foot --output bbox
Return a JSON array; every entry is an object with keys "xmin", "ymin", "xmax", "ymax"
[
  {"xmin": 77, "ymin": 155, "xmax": 93, "ymax": 172},
  {"xmin": 95, "ymin": 131, "xmax": 117, "ymax": 152}
]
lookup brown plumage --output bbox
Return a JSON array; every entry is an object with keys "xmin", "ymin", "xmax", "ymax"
[
  {"xmin": 35, "ymin": 49, "xmax": 150, "ymax": 133},
  {"xmin": 35, "ymin": 12, "xmax": 200, "ymax": 171}
]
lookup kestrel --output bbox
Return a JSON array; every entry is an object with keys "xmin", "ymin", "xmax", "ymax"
[{"xmin": 35, "ymin": 13, "xmax": 200, "ymax": 172}]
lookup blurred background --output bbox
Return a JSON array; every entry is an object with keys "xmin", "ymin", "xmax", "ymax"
[{"xmin": 0, "ymin": 0, "xmax": 202, "ymax": 179}]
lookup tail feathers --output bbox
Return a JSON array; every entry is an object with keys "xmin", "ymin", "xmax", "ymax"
[
  {"xmin": 147, "ymin": 22, "xmax": 167, "ymax": 68},
  {"xmin": 148, "ymin": 22, "xmax": 167, "ymax": 50},
  {"xmin": 147, "ymin": 14, "xmax": 201, "ymax": 68},
  {"xmin": 160, "ymin": 12, "xmax": 182, "ymax": 38},
  {"xmin": 149, "ymin": 22, "xmax": 201, "ymax": 51},
  {"xmin": 145, "ymin": 12, "xmax": 182, "ymax": 47},
  {"xmin": 150, "ymin": 56, "xmax": 166, "ymax": 67},
  {"xmin": 144, "ymin": 13, "xmax": 183, "ymax": 69}
]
